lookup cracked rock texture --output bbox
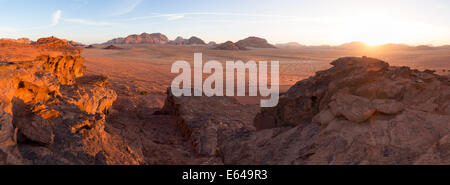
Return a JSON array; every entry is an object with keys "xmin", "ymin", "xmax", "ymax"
[
  {"xmin": 162, "ymin": 57, "xmax": 450, "ymax": 165},
  {"xmin": 0, "ymin": 37, "xmax": 140, "ymax": 164}
]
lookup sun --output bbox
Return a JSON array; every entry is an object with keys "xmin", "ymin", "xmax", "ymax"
[{"xmin": 329, "ymin": 9, "xmax": 440, "ymax": 46}]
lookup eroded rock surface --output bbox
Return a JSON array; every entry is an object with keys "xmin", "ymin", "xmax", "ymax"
[
  {"xmin": 233, "ymin": 57, "xmax": 450, "ymax": 164},
  {"xmin": 160, "ymin": 89, "xmax": 260, "ymax": 162},
  {"xmin": 160, "ymin": 57, "xmax": 450, "ymax": 165},
  {"xmin": 0, "ymin": 37, "xmax": 139, "ymax": 164}
]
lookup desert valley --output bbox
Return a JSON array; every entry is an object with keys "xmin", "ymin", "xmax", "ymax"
[{"xmin": 0, "ymin": 32, "xmax": 449, "ymax": 165}]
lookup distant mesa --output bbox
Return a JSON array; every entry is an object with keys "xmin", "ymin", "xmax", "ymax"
[
  {"xmin": 438, "ymin": 45, "xmax": 450, "ymax": 49},
  {"xmin": 186, "ymin": 36, "xmax": 206, "ymax": 45},
  {"xmin": 103, "ymin": 45, "xmax": 122, "ymax": 50},
  {"xmin": 214, "ymin": 36, "xmax": 276, "ymax": 50},
  {"xmin": 215, "ymin": 41, "xmax": 247, "ymax": 50},
  {"xmin": 105, "ymin": 32, "xmax": 169, "ymax": 45},
  {"xmin": 414, "ymin": 45, "xmax": 434, "ymax": 50},
  {"xmin": 337, "ymin": 41, "xmax": 368, "ymax": 50},
  {"xmin": 85, "ymin": 45, "xmax": 95, "ymax": 49},
  {"xmin": 276, "ymin": 42, "xmax": 305, "ymax": 49},
  {"xmin": 208, "ymin": 41, "xmax": 217, "ymax": 46},
  {"xmin": 66, "ymin": 40, "xmax": 85, "ymax": 48},
  {"xmin": 168, "ymin": 36, "xmax": 206, "ymax": 45},
  {"xmin": 235, "ymin": 36, "xmax": 276, "ymax": 49},
  {"xmin": 169, "ymin": 36, "xmax": 185, "ymax": 45},
  {"xmin": 0, "ymin": 38, "xmax": 31, "ymax": 45}
]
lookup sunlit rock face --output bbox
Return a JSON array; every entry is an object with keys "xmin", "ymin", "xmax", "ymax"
[
  {"xmin": 160, "ymin": 56, "xmax": 450, "ymax": 165},
  {"xmin": 229, "ymin": 57, "xmax": 450, "ymax": 165},
  {"xmin": 0, "ymin": 37, "xmax": 142, "ymax": 165}
]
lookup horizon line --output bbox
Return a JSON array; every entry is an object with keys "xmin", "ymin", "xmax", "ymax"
[{"xmin": 1, "ymin": 34, "xmax": 449, "ymax": 48}]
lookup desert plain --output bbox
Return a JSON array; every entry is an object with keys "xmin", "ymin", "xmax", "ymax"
[{"xmin": 83, "ymin": 43, "xmax": 450, "ymax": 106}]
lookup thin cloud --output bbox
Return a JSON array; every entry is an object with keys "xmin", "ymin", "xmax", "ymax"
[
  {"xmin": 51, "ymin": 10, "xmax": 62, "ymax": 26},
  {"xmin": 166, "ymin": 14, "xmax": 185, "ymax": 21},
  {"xmin": 113, "ymin": 0, "xmax": 143, "ymax": 16}
]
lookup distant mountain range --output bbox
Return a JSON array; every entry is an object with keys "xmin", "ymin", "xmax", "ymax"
[
  {"xmin": 101, "ymin": 33, "xmax": 277, "ymax": 50},
  {"xmin": 276, "ymin": 41, "xmax": 450, "ymax": 51},
  {"xmin": 99, "ymin": 32, "xmax": 450, "ymax": 51}
]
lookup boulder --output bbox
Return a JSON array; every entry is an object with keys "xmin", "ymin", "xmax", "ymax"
[
  {"xmin": 372, "ymin": 99, "xmax": 404, "ymax": 114},
  {"xmin": 331, "ymin": 92, "xmax": 375, "ymax": 123}
]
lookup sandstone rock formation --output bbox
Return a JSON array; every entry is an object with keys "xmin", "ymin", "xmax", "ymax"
[
  {"xmin": 0, "ymin": 37, "xmax": 140, "ymax": 164},
  {"xmin": 0, "ymin": 36, "xmax": 81, "ymax": 62},
  {"xmin": 160, "ymin": 89, "xmax": 259, "ymax": 160},
  {"xmin": 173, "ymin": 36, "xmax": 185, "ymax": 45},
  {"xmin": 168, "ymin": 36, "xmax": 206, "ymax": 45},
  {"xmin": 160, "ymin": 57, "xmax": 450, "ymax": 165},
  {"xmin": 276, "ymin": 42, "xmax": 306, "ymax": 49},
  {"xmin": 208, "ymin": 41, "xmax": 217, "ymax": 46},
  {"xmin": 103, "ymin": 45, "xmax": 122, "ymax": 50},
  {"xmin": 0, "ymin": 38, "xmax": 31, "ymax": 45},
  {"xmin": 242, "ymin": 57, "xmax": 450, "ymax": 164},
  {"xmin": 215, "ymin": 41, "xmax": 246, "ymax": 50},
  {"xmin": 185, "ymin": 36, "xmax": 206, "ymax": 45},
  {"xmin": 66, "ymin": 40, "xmax": 85, "ymax": 48},
  {"xmin": 105, "ymin": 33, "xmax": 169, "ymax": 45},
  {"xmin": 235, "ymin": 36, "xmax": 276, "ymax": 49}
]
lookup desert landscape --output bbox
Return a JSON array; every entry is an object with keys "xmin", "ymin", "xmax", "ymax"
[{"xmin": 0, "ymin": 32, "xmax": 449, "ymax": 165}]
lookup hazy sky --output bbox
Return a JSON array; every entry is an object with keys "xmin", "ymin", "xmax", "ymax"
[{"xmin": 1, "ymin": 0, "xmax": 450, "ymax": 45}]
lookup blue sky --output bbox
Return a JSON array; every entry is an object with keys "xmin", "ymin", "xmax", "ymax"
[{"xmin": 1, "ymin": 0, "xmax": 450, "ymax": 45}]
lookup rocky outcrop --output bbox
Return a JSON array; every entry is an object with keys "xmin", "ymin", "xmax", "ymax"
[
  {"xmin": 168, "ymin": 36, "xmax": 206, "ymax": 45},
  {"xmin": 160, "ymin": 56, "xmax": 450, "ymax": 165},
  {"xmin": 105, "ymin": 33, "xmax": 169, "ymax": 45},
  {"xmin": 184, "ymin": 37, "xmax": 206, "ymax": 45},
  {"xmin": 103, "ymin": 45, "xmax": 122, "ymax": 50},
  {"xmin": 276, "ymin": 42, "xmax": 305, "ymax": 49},
  {"xmin": 173, "ymin": 36, "xmax": 185, "ymax": 45},
  {"xmin": 0, "ymin": 36, "xmax": 81, "ymax": 62},
  {"xmin": 235, "ymin": 36, "xmax": 276, "ymax": 49},
  {"xmin": 160, "ymin": 89, "xmax": 260, "ymax": 159},
  {"xmin": 215, "ymin": 41, "xmax": 246, "ymax": 50},
  {"xmin": 0, "ymin": 37, "xmax": 139, "ymax": 164},
  {"xmin": 229, "ymin": 57, "xmax": 450, "ymax": 164},
  {"xmin": 215, "ymin": 36, "xmax": 277, "ymax": 50},
  {"xmin": 208, "ymin": 41, "xmax": 217, "ymax": 46},
  {"xmin": 85, "ymin": 45, "xmax": 95, "ymax": 49},
  {"xmin": 66, "ymin": 40, "xmax": 85, "ymax": 48},
  {"xmin": 0, "ymin": 38, "xmax": 31, "ymax": 45}
]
